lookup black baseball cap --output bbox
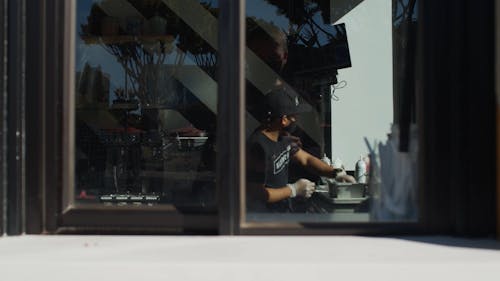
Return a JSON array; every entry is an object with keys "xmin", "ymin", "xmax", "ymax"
[{"xmin": 265, "ymin": 87, "xmax": 312, "ymax": 118}]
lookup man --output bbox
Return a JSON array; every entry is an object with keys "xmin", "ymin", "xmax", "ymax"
[{"xmin": 246, "ymin": 87, "xmax": 341, "ymax": 212}]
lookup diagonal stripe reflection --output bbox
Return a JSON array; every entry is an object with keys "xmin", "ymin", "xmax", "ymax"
[{"xmin": 162, "ymin": 0, "xmax": 323, "ymax": 144}]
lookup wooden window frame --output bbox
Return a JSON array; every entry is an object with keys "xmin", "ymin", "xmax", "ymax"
[
  {"xmin": 20, "ymin": 0, "xmax": 496, "ymax": 236},
  {"xmin": 36, "ymin": 0, "xmax": 220, "ymax": 234},
  {"xmin": 228, "ymin": 0, "xmax": 495, "ymax": 237},
  {"xmin": 34, "ymin": 0, "xmax": 424, "ymax": 235},
  {"xmin": 4, "ymin": 0, "xmax": 26, "ymax": 236},
  {"xmin": 219, "ymin": 0, "xmax": 424, "ymax": 235},
  {"xmin": 0, "ymin": 0, "xmax": 8, "ymax": 235},
  {"xmin": 496, "ymin": 0, "xmax": 500, "ymax": 240}
]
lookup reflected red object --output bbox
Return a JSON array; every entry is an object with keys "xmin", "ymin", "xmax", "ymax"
[{"xmin": 77, "ymin": 190, "xmax": 96, "ymax": 200}]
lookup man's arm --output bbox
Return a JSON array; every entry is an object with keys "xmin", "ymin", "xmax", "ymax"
[
  {"xmin": 263, "ymin": 179, "xmax": 315, "ymax": 202},
  {"xmin": 266, "ymin": 186, "xmax": 293, "ymax": 203},
  {"xmin": 247, "ymin": 180, "xmax": 315, "ymax": 203},
  {"xmin": 292, "ymin": 148, "xmax": 337, "ymax": 178},
  {"xmin": 247, "ymin": 182, "xmax": 291, "ymax": 203}
]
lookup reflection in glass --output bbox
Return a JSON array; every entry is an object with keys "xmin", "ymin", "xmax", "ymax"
[
  {"xmin": 245, "ymin": 0, "xmax": 418, "ymax": 222},
  {"xmin": 74, "ymin": 0, "xmax": 218, "ymax": 212}
]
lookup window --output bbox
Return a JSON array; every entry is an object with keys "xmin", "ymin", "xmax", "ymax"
[
  {"xmin": 48, "ymin": 0, "xmax": 223, "ymax": 232},
  {"xmin": 9, "ymin": 0, "xmax": 494, "ymax": 236},
  {"xmin": 242, "ymin": 0, "xmax": 419, "ymax": 225},
  {"xmin": 53, "ymin": 0, "xmax": 420, "ymax": 233},
  {"xmin": 73, "ymin": 0, "xmax": 219, "ymax": 213}
]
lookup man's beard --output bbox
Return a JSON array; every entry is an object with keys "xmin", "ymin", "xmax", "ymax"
[{"xmin": 283, "ymin": 122, "xmax": 297, "ymax": 134}]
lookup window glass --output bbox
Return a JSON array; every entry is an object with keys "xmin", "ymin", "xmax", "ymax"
[
  {"xmin": 245, "ymin": 0, "xmax": 418, "ymax": 222},
  {"xmin": 74, "ymin": 0, "xmax": 218, "ymax": 212}
]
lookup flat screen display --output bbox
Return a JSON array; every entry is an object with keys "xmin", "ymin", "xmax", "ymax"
[{"xmin": 287, "ymin": 22, "xmax": 352, "ymax": 76}]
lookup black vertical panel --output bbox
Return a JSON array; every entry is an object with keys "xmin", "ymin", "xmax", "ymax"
[
  {"xmin": 460, "ymin": 0, "xmax": 496, "ymax": 235},
  {"xmin": 6, "ymin": 0, "xmax": 25, "ymax": 235},
  {"xmin": 398, "ymin": 0, "xmax": 417, "ymax": 152},
  {"xmin": 392, "ymin": 0, "xmax": 417, "ymax": 152},
  {"xmin": 0, "ymin": 0, "xmax": 7, "ymax": 235},
  {"xmin": 419, "ymin": 0, "xmax": 453, "ymax": 233},
  {"xmin": 420, "ymin": 0, "xmax": 452, "ymax": 233},
  {"xmin": 420, "ymin": 0, "xmax": 496, "ymax": 236},
  {"xmin": 217, "ymin": 0, "xmax": 245, "ymax": 235},
  {"xmin": 25, "ymin": 0, "xmax": 45, "ymax": 234},
  {"xmin": 44, "ymin": 0, "xmax": 63, "ymax": 233}
]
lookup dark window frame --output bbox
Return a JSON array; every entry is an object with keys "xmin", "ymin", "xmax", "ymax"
[
  {"xmin": 0, "ymin": 0, "xmax": 7, "ymax": 236},
  {"xmin": 32, "ymin": 0, "xmax": 425, "ymax": 235},
  {"xmin": 36, "ymin": 0, "xmax": 220, "ymax": 234},
  {"xmin": 21, "ymin": 0, "xmax": 496, "ymax": 236},
  {"xmin": 220, "ymin": 0, "xmax": 425, "ymax": 235},
  {"xmin": 233, "ymin": 0, "xmax": 496, "ymax": 237},
  {"xmin": 5, "ymin": 0, "xmax": 26, "ymax": 236},
  {"xmin": 497, "ymin": 0, "xmax": 500, "ymax": 239}
]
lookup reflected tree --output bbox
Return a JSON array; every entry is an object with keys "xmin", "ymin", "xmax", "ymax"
[
  {"xmin": 80, "ymin": 0, "xmax": 218, "ymax": 107},
  {"xmin": 261, "ymin": 0, "xmax": 343, "ymax": 45}
]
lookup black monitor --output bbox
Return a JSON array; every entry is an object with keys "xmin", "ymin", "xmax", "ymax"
[{"xmin": 287, "ymin": 22, "xmax": 352, "ymax": 76}]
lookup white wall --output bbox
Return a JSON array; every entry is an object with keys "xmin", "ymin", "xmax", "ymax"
[{"xmin": 331, "ymin": 0, "xmax": 393, "ymax": 169}]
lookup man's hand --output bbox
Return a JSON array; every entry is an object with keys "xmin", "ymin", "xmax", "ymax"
[
  {"xmin": 288, "ymin": 178, "xmax": 315, "ymax": 198},
  {"xmin": 334, "ymin": 169, "xmax": 357, "ymax": 183}
]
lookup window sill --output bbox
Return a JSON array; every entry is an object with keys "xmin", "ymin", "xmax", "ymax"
[{"xmin": 1, "ymin": 235, "xmax": 499, "ymax": 280}]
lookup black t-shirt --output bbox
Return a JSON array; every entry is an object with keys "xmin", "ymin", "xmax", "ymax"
[{"xmin": 246, "ymin": 130, "xmax": 299, "ymax": 212}]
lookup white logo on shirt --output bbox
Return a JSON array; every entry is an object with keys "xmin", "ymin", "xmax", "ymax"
[{"xmin": 273, "ymin": 145, "xmax": 291, "ymax": 174}]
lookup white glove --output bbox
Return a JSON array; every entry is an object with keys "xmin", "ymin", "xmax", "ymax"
[{"xmin": 288, "ymin": 179, "xmax": 315, "ymax": 198}]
